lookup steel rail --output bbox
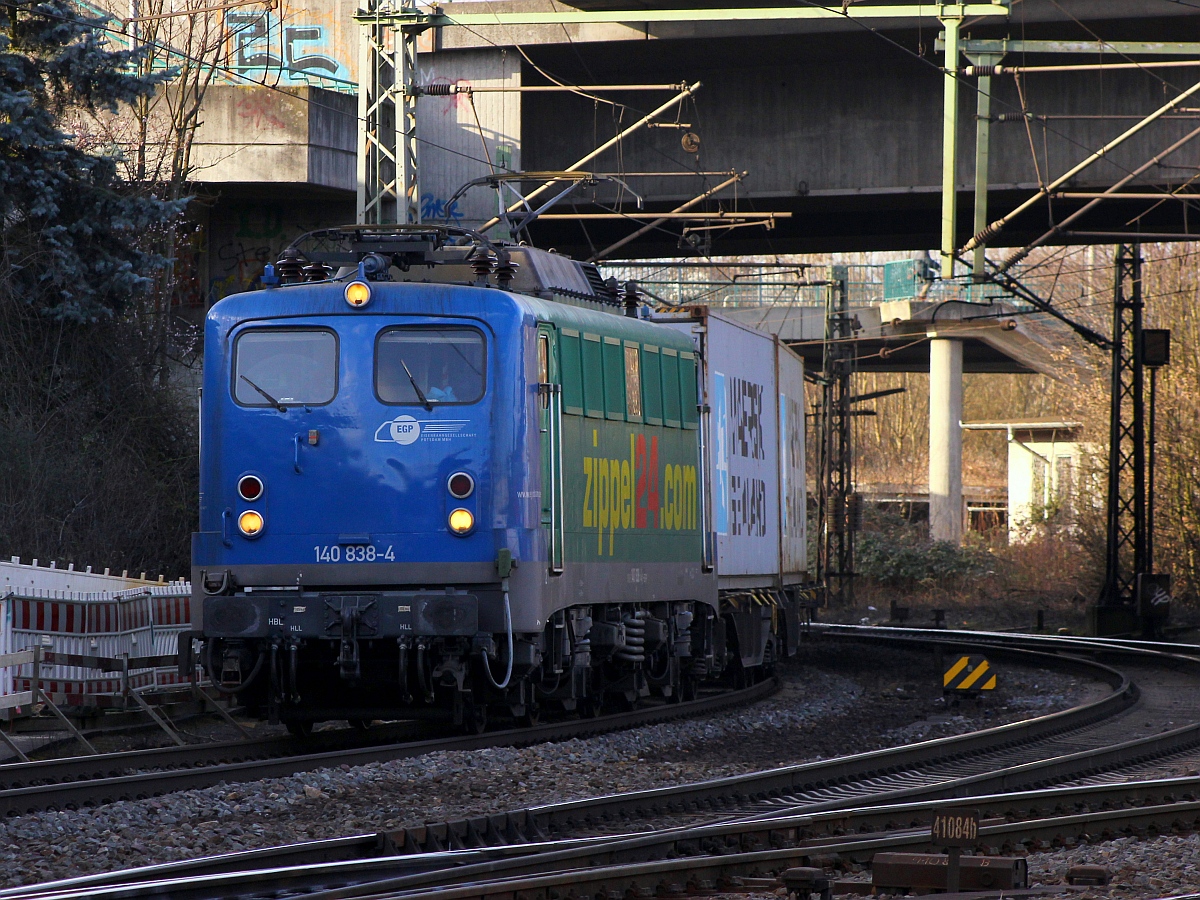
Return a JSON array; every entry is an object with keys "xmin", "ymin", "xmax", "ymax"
[
  {"xmin": 0, "ymin": 679, "xmax": 778, "ymax": 817},
  {"xmin": 330, "ymin": 800, "xmax": 1200, "ymax": 900},
  {"xmin": 464, "ymin": 644, "xmax": 1132, "ymax": 838},
  {"xmin": 808, "ymin": 622, "xmax": 1200, "ymax": 657},
  {"xmin": 14, "ymin": 630, "xmax": 1199, "ymax": 900},
  {"xmin": 21, "ymin": 773, "xmax": 1200, "ymax": 900},
  {"xmin": 0, "ymin": 641, "xmax": 1137, "ymax": 900}
]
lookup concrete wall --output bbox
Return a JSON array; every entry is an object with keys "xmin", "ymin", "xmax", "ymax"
[
  {"xmin": 416, "ymin": 50, "xmax": 523, "ymax": 228},
  {"xmin": 190, "ymin": 86, "xmax": 356, "ymax": 191},
  {"xmin": 516, "ymin": 32, "xmax": 1200, "ymax": 203},
  {"xmin": 93, "ymin": 0, "xmax": 361, "ymax": 91},
  {"xmin": 1008, "ymin": 438, "xmax": 1082, "ymax": 542}
]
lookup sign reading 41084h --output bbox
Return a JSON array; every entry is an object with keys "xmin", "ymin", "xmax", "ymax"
[{"xmin": 931, "ymin": 809, "xmax": 979, "ymax": 847}]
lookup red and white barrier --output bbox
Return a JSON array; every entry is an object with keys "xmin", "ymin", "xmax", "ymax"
[{"xmin": 1, "ymin": 568, "xmax": 195, "ymax": 707}]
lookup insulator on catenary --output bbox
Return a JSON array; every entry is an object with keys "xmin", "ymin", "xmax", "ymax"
[
  {"xmin": 494, "ymin": 252, "xmax": 519, "ymax": 287},
  {"xmin": 472, "ymin": 251, "xmax": 496, "ymax": 284},
  {"xmin": 964, "ymin": 65, "xmax": 1005, "ymax": 77},
  {"xmin": 275, "ymin": 249, "xmax": 305, "ymax": 284},
  {"xmin": 422, "ymin": 83, "xmax": 463, "ymax": 96}
]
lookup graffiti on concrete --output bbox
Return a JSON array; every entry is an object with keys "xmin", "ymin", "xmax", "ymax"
[
  {"xmin": 235, "ymin": 93, "xmax": 290, "ymax": 130},
  {"xmin": 226, "ymin": 9, "xmax": 349, "ymax": 85},
  {"xmin": 211, "ymin": 239, "xmax": 275, "ymax": 302},
  {"xmin": 206, "ymin": 205, "xmax": 336, "ymax": 304},
  {"xmin": 421, "ymin": 193, "xmax": 463, "ymax": 222}
]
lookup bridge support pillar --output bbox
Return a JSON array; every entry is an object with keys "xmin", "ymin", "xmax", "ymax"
[{"xmin": 929, "ymin": 337, "xmax": 963, "ymax": 544}]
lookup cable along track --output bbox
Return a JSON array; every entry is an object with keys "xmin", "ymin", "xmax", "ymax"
[{"xmin": 0, "ymin": 679, "xmax": 778, "ymax": 817}]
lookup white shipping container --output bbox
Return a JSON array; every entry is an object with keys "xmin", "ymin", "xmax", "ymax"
[
  {"xmin": 653, "ymin": 309, "xmax": 807, "ymax": 588},
  {"xmin": 777, "ymin": 340, "xmax": 808, "ymax": 580}
]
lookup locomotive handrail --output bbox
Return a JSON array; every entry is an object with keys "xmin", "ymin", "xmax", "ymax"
[{"xmin": 554, "ymin": 385, "xmax": 565, "ymax": 575}]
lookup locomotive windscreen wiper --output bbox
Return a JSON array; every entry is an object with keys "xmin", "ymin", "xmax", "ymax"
[
  {"xmin": 240, "ymin": 375, "xmax": 287, "ymax": 413},
  {"xmin": 399, "ymin": 358, "xmax": 434, "ymax": 411}
]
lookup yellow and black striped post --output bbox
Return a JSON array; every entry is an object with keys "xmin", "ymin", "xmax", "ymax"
[{"xmin": 943, "ymin": 655, "xmax": 996, "ymax": 693}]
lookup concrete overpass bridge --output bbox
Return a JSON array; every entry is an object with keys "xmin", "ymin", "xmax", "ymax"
[
  {"xmin": 405, "ymin": 0, "xmax": 1200, "ymax": 263},
  {"xmin": 180, "ymin": 0, "xmax": 1200, "ymax": 293},
  {"xmin": 165, "ymin": 0, "xmax": 1180, "ymax": 552}
]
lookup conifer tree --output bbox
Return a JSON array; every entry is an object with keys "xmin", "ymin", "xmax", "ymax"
[{"xmin": 0, "ymin": 0, "xmax": 181, "ymax": 320}]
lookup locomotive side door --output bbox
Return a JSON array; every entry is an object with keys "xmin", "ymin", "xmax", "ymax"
[{"xmin": 537, "ymin": 325, "xmax": 565, "ymax": 573}]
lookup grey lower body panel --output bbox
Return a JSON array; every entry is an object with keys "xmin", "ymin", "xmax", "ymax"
[
  {"xmin": 194, "ymin": 559, "xmax": 717, "ymax": 637},
  {"xmin": 191, "ymin": 561, "xmax": 497, "ymax": 629},
  {"xmin": 203, "ymin": 589, "xmax": 506, "ymax": 640},
  {"xmin": 507, "ymin": 560, "xmax": 718, "ymax": 633}
]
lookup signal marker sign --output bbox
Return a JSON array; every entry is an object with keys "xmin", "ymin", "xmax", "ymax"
[{"xmin": 943, "ymin": 655, "xmax": 997, "ymax": 692}]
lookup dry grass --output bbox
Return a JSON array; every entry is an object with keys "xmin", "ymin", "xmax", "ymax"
[{"xmin": 830, "ymin": 517, "xmax": 1102, "ymax": 633}]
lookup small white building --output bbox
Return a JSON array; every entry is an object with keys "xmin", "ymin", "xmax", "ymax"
[{"xmin": 962, "ymin": 419, "xmax": 1085, "ymax": 543}]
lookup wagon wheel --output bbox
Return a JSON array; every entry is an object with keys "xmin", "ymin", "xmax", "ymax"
[
  {"xmin": 617, "ymin": 689, "xmax": 641, "ymax": 712},
  {"xmin": 514, "ymin": 702, "xmax": 540, "ymax": 728},
  {"xmin": 679, "ymin": 675, "xmax": 699, "ymax": 703},
  {"xmin": 462, "ymin": 697, "xmax": 489, "ymax": 735},
  {"xmin": 577, "ymin": 693, "xmax": 601, "ymax": 719},
  {"xmin": 286, "ymin": 720, "xmax": 313, "ymax": 738}
]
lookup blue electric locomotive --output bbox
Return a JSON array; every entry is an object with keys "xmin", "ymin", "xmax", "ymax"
[{"xmin": 191, "ymin": 226, "xmax": 753, "ymax": 732}]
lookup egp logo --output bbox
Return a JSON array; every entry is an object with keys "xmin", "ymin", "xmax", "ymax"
[
  {"xmin": 375, "ymin": 415, "xmax": 421, "ymax": 445},
  {"xmin": 374, "ymin": 415, "xmax": 469, "ymax": 445}
]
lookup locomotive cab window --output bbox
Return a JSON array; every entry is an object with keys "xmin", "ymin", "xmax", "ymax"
[
  {"xmin": 376, "ymin": 327, "xmax": 486, "ymax": 405},
  {"xmin": 233, "ymin": 329, "xmax": 338, "ymax": 407},
  {"xmin": 537, "ymin": 332, "xmax": 550, "ymax": 408}
]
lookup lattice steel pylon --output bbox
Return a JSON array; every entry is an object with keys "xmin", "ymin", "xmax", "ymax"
[
  {"xmin": 1100, "ymin": 243, "xmax": 1147, "ymax": 606},
  {"xmin": 816, "ymin": 266, "xmax": 855, "ymax": 605},
  {"xmin": 356, "ymin": 3, "xmax": 434, "ymax": 225}
]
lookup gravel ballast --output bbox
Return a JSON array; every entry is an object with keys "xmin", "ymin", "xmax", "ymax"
[{"xmin": 2, "ymin": 645, "xmax": 1096, "ymax": 889}]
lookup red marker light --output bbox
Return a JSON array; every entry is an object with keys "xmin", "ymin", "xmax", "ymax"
[
  {"xmin": 238, "ymin": 475, "xmax": 264, "ymax": 501},
  {"xmin": 448, "ymin": 472, "xmax": 474, "ymax": 499}
]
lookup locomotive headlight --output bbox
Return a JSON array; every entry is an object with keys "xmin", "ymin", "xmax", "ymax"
[
  {"xmin": 238, "ymin": 510, "xmax": 265, "ymax": 537},
  {"xmin": 343, "ymin": 281, "xmax": 372, "ymax": 308},
  {"xmin": 448, "ymin": 508, "xmax": 474, "ymax": 535}
]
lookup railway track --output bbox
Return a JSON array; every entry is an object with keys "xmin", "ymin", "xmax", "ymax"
[
  {"xmin": 9, "ymin": 774, "xmax": 1200, "ymax": 899},
  {"xmin": 0, "ymin": 679, "xmax": 777, "ymax": 817},
  {"xmin": 11, "ymin": 626, "xmax": 1200, "ymax": 899}
]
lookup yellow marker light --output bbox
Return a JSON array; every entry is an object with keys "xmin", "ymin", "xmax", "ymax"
[
  {"xmin": 448, "ymin": 508, "xmax": 474, "ymax": 535},
  {"xmin": 238, "ymin": 510, "xmax": 265, "ymax": 537},
  {"xmin": 344, "ymin": 281, "xmax": 372, "ymax": 308}
]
